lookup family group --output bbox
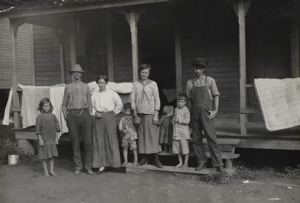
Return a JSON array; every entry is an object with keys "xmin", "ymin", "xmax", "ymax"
[{"xmin": 35, "ymin": 57, "xmax": 226, "ymax": 176}]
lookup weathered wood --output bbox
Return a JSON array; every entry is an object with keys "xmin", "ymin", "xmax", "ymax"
[
  {"xmin": 106, "ymin": 11, "xmax": 114, "ymax": 81},
  {"xmin": 29, "ymin": 24, "xmax": 36, "ymax": 85},
  {"xmin": 59, "ymin": 43, "xmax": 66, "ymax": 83},
  {"xmin": 175, "ymin": 23, "xmax": 182, "ymax": 95},
  {"xmin": 125, "ymin": 11, "xmax": 140, "ymax": 82},
  {"xmin": 238, "ymin": 0, "xmax": 248, "ymax": 136},
  {"xmin": 70, "ymin": 30, "xmax": 76, "ymax": 67},
  {"xmin": 1, "ymin": 0, "xmax": 173, "ymax": 18},
  {"xmin": 291, "ymin": 20, "xmax": 300, "ymax": 77}
]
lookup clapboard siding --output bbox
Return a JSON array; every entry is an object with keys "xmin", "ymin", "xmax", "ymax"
[
  {"xmin": 0, "ymin": 19, "xmax": 34, "ymax": 88},
  {"xmin": 181, "ymin": 2, "xmax": 239, "ymax": 118},
  {"xmin": 112, "ymin": 15, "xmax": 132, "ymax": 82},
  {"xmin": 33, "ymin": 25, "xmax": 61, "ymax": 86}
]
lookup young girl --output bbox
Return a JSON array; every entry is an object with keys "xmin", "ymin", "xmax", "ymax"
[
  {"xmin": 172, "ymin": 93, "xmax": 191, "ymax": 168},
  {"xmin": 36, "ymin": 97, "xmax": 60, "ymax": 176},
  {"xmin": 159, "ymin": 105, "xmax": 174, "ymax": 153},
  {"xmin": 119, "ymin": 103, "xmax": 138, "ymax": 166}
]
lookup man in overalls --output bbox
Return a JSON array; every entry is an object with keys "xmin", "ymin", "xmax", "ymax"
[
  {"xmin": 186, "ymin": 58, "xmax": 225, "ymax": 173},
  {"xmin": 62, "ymin": 64, "xmax": 94, "ymax": 175}
]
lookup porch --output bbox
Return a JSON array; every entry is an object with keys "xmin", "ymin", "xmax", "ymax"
[{"xmin": 1, "ymin": 0, "xmax": 300, "ymax": 153}]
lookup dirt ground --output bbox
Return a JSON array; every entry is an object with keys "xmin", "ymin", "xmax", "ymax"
[{"xmin": 0, "ymin": 159, "xmax": 299, "ymax": 203}]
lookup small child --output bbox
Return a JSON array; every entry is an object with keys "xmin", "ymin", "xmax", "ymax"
[
  {"xmin": 159, "ymin": 105, "xmax": 174, "ymax": 153},
  {"xmin": 119, "ymin": 103, "xmax": 138, "ymax": 166},
  {"xmin": 36, "ymin": 97, "xmax": 60, "ymax": 176},
  {"xmin": 172, "ymin": 93, "xmax": 191, "ymax": 168}
]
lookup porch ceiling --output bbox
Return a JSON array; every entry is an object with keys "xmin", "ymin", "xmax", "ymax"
[{"xmin": 0, "ymin": 0, "xmax": 173, "ymax": 18}]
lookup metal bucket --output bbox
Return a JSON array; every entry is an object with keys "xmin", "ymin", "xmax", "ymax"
[{"xmin": 8, "ymin": 155, "xmax": 19, "ymax": 165}]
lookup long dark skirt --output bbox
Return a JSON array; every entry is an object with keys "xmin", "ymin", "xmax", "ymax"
[
  {"xmin": 92, "ymin": 112, "xmax": 121, "ymax": 168},
  {"xmin": 138, "ymin": 114, "xmax": 161, "ymax": 154}
]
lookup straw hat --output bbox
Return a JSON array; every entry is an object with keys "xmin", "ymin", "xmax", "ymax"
[{"xmin": 69, "ymin": 64, "xmax": 84, "ymax": 73}]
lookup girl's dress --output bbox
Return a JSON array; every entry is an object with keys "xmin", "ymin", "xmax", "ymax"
[
  {"xmin": 131, "ymin": 80, "xmax": 161, "ymax": 154},
  {"xmin": 35, "ymin": 112, "xmax": 60, "ymax": 160},
  {"xmin": 159, "ymin": 115, "xmax": 173, "ymax": 146}
]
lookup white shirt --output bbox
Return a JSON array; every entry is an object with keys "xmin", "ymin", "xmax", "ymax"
[{"xmin": 91, "ymin": 89, "xmax": 123, "ymax": 115}]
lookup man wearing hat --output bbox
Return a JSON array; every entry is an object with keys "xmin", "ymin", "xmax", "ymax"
[
  {"xmin": 186, "ymin": 57, "xmax": 225, "ymax": 173},
  {"xmin": 62, "ymin": 64, "xmax": 94, "ymax": 175}
]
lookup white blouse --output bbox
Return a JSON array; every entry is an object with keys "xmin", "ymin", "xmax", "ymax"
[{"xmin": 91, "ymin": 89, "xmax": 123, "ymax": 115}]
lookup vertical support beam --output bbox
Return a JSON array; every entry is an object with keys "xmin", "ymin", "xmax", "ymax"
[
  {"xmin": 291, "ymin": 20, "xmax": 300, "ymax": 78},
  {"xmin": 29, "ymin": 24, "xmax": 35, "ymax": 85},
  {"xmin": 106, "ymin": 11, "xmax": 114, "ymax": 81},
  {"xmin": 175, "ymin": 23, "xmax": 183, "ymax": 95},
  {"xmin": 57, "ymin": 30, "xmax": 66, "ymax": 83},
  {"xmin": 69, "ymin": 19, "xmax": 77, "ymax": 67},
  {"xmin": 125, "ymin": 11, "xmax": 140, "ymax": 82},
  {"xmin": 9, "ymin": 19, "xmax": 21, "ymax": 129},
  {"xmin": 59, "ymin": 43, "xmax": 66, "ymax": 83},
  {"xmin": 238, "ymin": 0, "xmax": 248, "ymax": 136}
]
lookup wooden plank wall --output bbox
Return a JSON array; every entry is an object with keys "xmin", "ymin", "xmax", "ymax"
[
  {"xmin": 33, "ymin": 24, "xmax": 61, "ymax": 85},
  {"xmin": 0, "ymin": 18, "xmax": 34, "ymax": 88},
  {"xmin": 180, "ymin": 1, "xmax": 240, "ymax": 118},
  {"xmin": 112, "ymin": 14, "xmax": 132, "ymax": 82}
]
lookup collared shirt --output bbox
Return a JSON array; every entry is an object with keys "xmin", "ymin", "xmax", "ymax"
[
  {"xmin": 91, "ymin": 89, "xmax": 123, "ymax": 115},
  {"xmin": 131, "ymin": 80, "xmax": 161, "ymax": 114},
  {"xmin": 62, "ymin": 81, "xmax": 92, "ymax": 111},
  {"xmin": 186, "ymin": 76, "xmax": 220, "ymax": 100}
]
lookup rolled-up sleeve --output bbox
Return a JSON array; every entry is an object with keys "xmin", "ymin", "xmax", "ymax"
[
  {"xmin": 210, "ymin": 78, "xmax": 220, "ymax": 97},
  {"xmin": 153, "ymin": 82, "xmax": 161, "ymax": 111},
  {"xmin": 186, "ymin": 80, "xmax": 193, "ymax": 99}
]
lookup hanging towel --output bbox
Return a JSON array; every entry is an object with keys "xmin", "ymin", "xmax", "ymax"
[
  {"xmin": 254, "ymin": 78, "xmax": 300, "ymax": 131},
  {"xmin": 2, "ymin": 89, "xmax": 13, "ymax": 125},
  {"xmin": 50, "ymin": 84, "xmax": 68, "ymax": 134},
  {"xmin": 88, "ymin": 81, "xmax": 133, "ymax": 95},
  {"xmin": 20, "ymin": 84, "xmax": 50, "ymax": 128}
]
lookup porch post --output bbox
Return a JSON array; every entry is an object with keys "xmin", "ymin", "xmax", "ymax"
[
  {"xmin": 57, "ymin": 31, "xmax": 66, "ymax": 83},
  {"xmin": 9, "ymin": 19, "xmax": 21, "ymax": 129},
  {"xmin": 70, "ymin": 20, "xmax": 77, "ymax": 67},
  {"xmin": 106, "ymin": 11, "xmax": 114, "ymax": 81},
  {"xmin": 125, "ymin": 11, "xmax": 140, "ymax": 81},
  {"xmin": 237, "ymin": 0, "xmax": 250, "ymax": 136},
  {"xmin": 291, "ymin": 20, "xmax": 300, "ymax": 78},
  {"xmin": 175, "ymin": 23, "xmax": 183, "ymax": 95}
]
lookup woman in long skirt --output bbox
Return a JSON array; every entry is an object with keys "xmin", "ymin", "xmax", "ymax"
[
  {"xmin": 131, "ymin": 63, "xmax": 163, "ymax": 168},
  {"xmin": 91, "ymin": 75, "xmax": 123, "ymax": 173}
]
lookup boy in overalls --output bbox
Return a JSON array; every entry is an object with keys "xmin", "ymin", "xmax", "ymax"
[{"xmin": 186, "ymin": 58, "xmax": 225, "ymax": 173}]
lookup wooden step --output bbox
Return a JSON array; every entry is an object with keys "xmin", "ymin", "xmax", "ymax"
[
  {"xmin": 126, "ymin": 163, "xmax": 235, "ymax": 176},
  {"xmin": 159, "ymin": 151, "xmax": 240, "ymax": 159}
]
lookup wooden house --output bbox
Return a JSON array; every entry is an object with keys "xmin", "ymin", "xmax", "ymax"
[{"xmin": 0, "ymin": 0, "xmax": 299, "ymax": 153}]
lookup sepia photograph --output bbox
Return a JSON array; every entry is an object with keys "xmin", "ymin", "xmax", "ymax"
[{"xmin": 0, "ymin": 0, "xmax": 299, "ymax": 202}]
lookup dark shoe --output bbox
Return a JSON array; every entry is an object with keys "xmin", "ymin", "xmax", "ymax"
[
  {"xmin": 216, "ymin": 166, "xmax": 227, "ymax": 174},
  {"xmin": 87, "ymin": 169, "xmax": 95, "ymax": 175},
  {"xmin": 74, "ymin": 169, "xmax": 81, "ymax": 175},
  {"xmin": 195, "ymin": 162, "xmax": 206, "ymax": 171}
]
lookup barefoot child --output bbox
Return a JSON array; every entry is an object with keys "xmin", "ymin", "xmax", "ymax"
[
  {"xmin": 172, "ymin": 93, "xmax": 190, "ymax": 168},
  {"xmin": 36, "ymin": 97, "xmax": 60, "ymax": 176},
  {"xmin": 119, "ymin": 103, "xmax": 138, "ymax": 166},
  {"xmin": 159, "ymin": 105, "xmax": 174, "ymax": 153}
]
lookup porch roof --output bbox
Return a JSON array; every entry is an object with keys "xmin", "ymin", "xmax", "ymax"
[{"xmin": 0, "ymin": 0, "xmax": 173, "ymax": 18}]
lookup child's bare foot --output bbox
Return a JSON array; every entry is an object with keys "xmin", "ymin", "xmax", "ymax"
[
  {"xmin": 181, "ymin": 164, "xmax": 188, "ymax": 168},
  {"xmin": 122, "ymin": 161, "xmax": 128, "ymax": 167},
  {"xmin": 44, "ymin": 172, "xmax": 49, "ymax": 176},
  {"xmin": 49, "ymin": 171, "xmax": 57, "ymax": 176},
  {"xmin": 176, "ymin": 163, "xmax": 183, "ymax": 168},
  {"xmin": 133, "ymin": 161, "xmax": 138, "ymax": 166}
]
